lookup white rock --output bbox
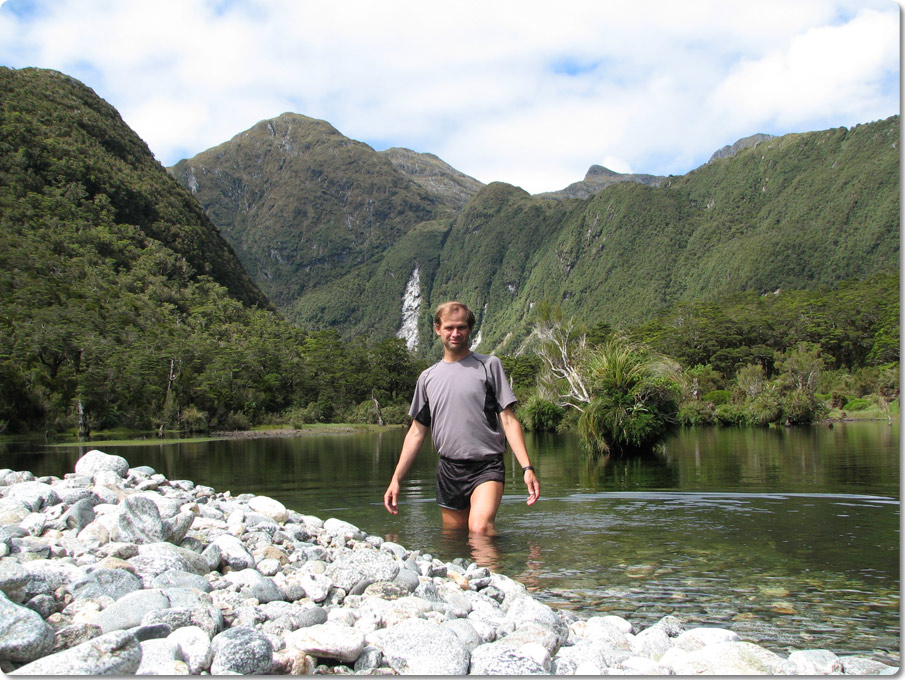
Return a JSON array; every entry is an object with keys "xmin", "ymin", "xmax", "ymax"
[
  {"xmin": 136, "ymin": 638, "xmax": 185, "ymax": 675},
  {"xmin": 674, "ymin": 626, "xmax": 740, "ymax": 651},
  {"xmin": 284, "ymin": 622, "xmax": 365, "ymax": 663},
  {"xmin": 789, "ymin": 648, "xmax": 843, "ymax": 674},
  {"xmin": 248, "ymin": 495, "xmax": 288, "ymax": 523},
  {"xmin": 323, "ymin": 517, "xmax": 365, "ymax": 540},
  {"xmin": 670, "ymin": 641, "xmax": 793, "ymax": 675},
  {"xmin": 168, "ymin": 625, "xmax": 213, "ymax": 674},
  {"xmin": 74, "ymin": 450, "xmax": 130, "ymax": 478},
  {"xmin": 370, "ymin": 618, "xmax": 470, "ymax": 675}
]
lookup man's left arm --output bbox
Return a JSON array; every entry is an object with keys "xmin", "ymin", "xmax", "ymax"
[{"xmin": 499, "ymin": 406, "xmax": 540, "ymax": 506}]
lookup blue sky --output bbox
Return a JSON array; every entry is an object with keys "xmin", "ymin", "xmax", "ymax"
[{"xmin": 0, "ymin": 0, "xmax": 899, "ymax": 194}]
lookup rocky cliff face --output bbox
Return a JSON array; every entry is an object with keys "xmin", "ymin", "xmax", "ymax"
[
  {"xmin": 379, "ymin": 147, "xmax": 484, "ymax": 211},
  {"xmin": 537, "ymin": 165, "xmax": 665, "ymax": 201},
  {"xmin": 708, "ymin": 133, "xmax": 775, "ymax": 163}
]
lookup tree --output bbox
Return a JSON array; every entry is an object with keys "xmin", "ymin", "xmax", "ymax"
[
  {"xmin": 533, "ymin": 304, "xmax": 681, "ymax": 454},
  {"xmin": 533, "ymin": 303, "xmax": 591, "ymax": 410}
]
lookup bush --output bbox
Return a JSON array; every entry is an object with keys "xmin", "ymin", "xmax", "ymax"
[
  {"xmin": 380, "ymin": 403, "xmax": 410, "ymax": 425},
  {"xmin": 180, "ymin": 405, "xmax": 209, "ymax": 433},
  {"xmin": 345, "ymin": 400, "xmax": 379, "ymax": 424},
  {"xmin": 218, "ymin": 410, "xmax": 252, "ymax": 431},
  {"xmin": 713, "ymin": 403, "xmax": 749, "ymax": 425},
  {"xmin": 518, "ymin": 395, "xmax": 565, "ymax": 432},
  {"xmin": 842, "ymin": 397, "xmax": 873, "ymax": 412},
  {"xmin": 701, "ymin": 389, "xmax": 731, "ymax": 406},
  {"xmin": 677, "ymin": 400, "xmax": 715, "ymax": 426},
  {"xmin": 748, "ymin": 389, "xmax": 784, "ymax": 426},
  {"xmin": 285, "ymin": 403, "xmax": 326, "ymax": 428},
  {"xmin": 782, "ymin": 390, "xmax": 823, "ymax": 425}
]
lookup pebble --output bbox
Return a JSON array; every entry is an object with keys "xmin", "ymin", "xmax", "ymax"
[{"xmin": 0, "ymin": 449, "xmax": 898, "ymax": 675}]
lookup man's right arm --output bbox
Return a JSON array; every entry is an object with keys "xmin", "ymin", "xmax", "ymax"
[{"xmin": 383, "ymin": 419, "xmax": 429, "ymax": 515}]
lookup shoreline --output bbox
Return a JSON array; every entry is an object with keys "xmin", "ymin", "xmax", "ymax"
[
  {"xmin": 8, "ymin": 414, "xmax": 897, "ymax": 449},
  {"xmin": 0, "ymin": 449, "xmax": 898, "ymax": 675}
]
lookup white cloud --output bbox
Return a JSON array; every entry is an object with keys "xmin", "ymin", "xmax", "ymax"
[
  {"xmin": 710, "ymin": 8, "xmax": 899, "ymax": 131},
  {"xmin": 0, "ymin": 0, "xmax": 898, "ymax": 193}
]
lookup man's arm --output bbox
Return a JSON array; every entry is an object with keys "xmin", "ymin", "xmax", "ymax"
[
  {"xmin": 499, "ymin": 406, "xmax": 540, "ymax": 506},
  {"xmin": 383, "ymin": 419, "xmax": 429, "ymax": 515}
]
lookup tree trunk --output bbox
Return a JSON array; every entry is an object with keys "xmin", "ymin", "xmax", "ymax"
[
  {"xmin": 371, "ymin": 391, "xmax": 385, "ymax": 427},
  {"xmin": 77, "ymin": 398, "xmax": 89, "ymax": 439}
]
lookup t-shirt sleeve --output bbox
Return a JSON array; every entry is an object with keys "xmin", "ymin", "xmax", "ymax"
[
  {"xmin": 409, "ymin": 371, "xmax": 431, "ymax": 425},
  {"xmin": 487, "ymin": 356, "xmax": 517, "ymax": 411}
]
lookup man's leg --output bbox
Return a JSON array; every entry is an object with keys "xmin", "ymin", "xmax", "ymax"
[
  {"xmin": 466, "ymin": 481, "xmax": 504, "ymax": 535},
  {"xmin": 440, "ymin": 506, "xmax": 470, "ymax": 529}
]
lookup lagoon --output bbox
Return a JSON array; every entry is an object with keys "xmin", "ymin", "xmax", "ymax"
[{"xmin": 3, "ymin": 421, "xmax": 899, "ymax": 664}]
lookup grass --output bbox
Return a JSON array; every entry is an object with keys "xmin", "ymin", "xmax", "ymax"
[
  {"xmin": 39, "ymin": 422, "xmax": 403, "ymax": 447},
  {"xmin": 825, "ymin": 398, "xmax": 899, "ymax": 422}
]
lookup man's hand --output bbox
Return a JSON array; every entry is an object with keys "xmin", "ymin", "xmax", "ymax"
[
  {"xmin": 384, "ymin": 479, "xmax": 401, "ymax": 515},
  {"xmin": 523, "ymin": 469, "xmax": 540, "ymax": 506},
  {"xmin": 383, "ymin": 420, "xmax": 428, "ymax": 516}
]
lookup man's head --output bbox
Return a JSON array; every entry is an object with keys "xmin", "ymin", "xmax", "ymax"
[
  {"xmin": 433, "ymin": 301, "xmax": 475, "ymax": 330},
  {"xmin": 433, "ymin": 301, "xmax": 475, "ymax": 359}
]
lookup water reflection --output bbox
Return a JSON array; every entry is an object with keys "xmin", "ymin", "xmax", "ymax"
[{"xmin": 440, "ymin": 526, "xmax": 502, "ymax": 571}]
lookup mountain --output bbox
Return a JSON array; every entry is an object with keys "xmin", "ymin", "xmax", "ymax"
[
  {"xmin": 425, "ymin": 118, "xmax": 899, "ymax": 354},
  {"xmin": 169, "ymin": 110, "xmax": 899, "ymax": 359},
  {"xmin": 0, "ymin": 67, "xmax": 269, "ymax": 310},
  {"xmin": 708, "ymin": 133, "xmax": 775, "ymax": 163},
  {"xmin": 537, "ymin": 164, "xmax": 665, "ymax": 200},
  {"xmin": 0, "ymin": 66, "xmax": 283, "ymax": 432},
  {"xmin": 168, "ymin": 114, "xmax": 481, "ymax": 310},
  {"xmin": 379, "ymin": 147, "xmax": 484, "ymax": 210}
]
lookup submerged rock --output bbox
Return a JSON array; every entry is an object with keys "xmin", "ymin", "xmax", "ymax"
[{"xmin": 0, "ymin": 450, "xmax": 898, "ymax": 675}]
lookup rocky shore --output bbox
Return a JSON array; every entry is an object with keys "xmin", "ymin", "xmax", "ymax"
[{"xmin": 0, "ymin": 449, "xmax": 898, "ymax": 675}]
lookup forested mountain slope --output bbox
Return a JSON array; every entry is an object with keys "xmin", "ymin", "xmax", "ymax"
[
  {"xmin": 168, "ymin": 114, "xmax": 481, "ymax": 309},
  {"xmin": 0, "ymin": 67, "xmax": 269, "ymax": 309},
  {"xmin": 268, "ymin": 116, "xmax": 899, "ymax": 356},
  {"xmin": 164, "ymin": 94, "xmax": 898, "ymax": 359},
  {"xmin": 0, "ymin": 67, "xmax": 279, "ymax": 432}
]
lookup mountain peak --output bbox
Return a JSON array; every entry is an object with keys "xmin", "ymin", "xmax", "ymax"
[
  {"xmin": 538, "ymin": 165, "xmax": 665, "ymax": 201},
  {"xmin": 708, "ymin": 133, "xmax": 776, "ymax": 163},
  {"xmin": 379, "ymin": 147, "xmax": 483, "ymax": 210}
]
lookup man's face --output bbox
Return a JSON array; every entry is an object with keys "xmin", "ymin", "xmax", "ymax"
[{"xmin": 435, "ymin": 308, "xmax": 472, "ymax": 354}]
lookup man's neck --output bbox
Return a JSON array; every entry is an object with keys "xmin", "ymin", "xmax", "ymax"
[{"xmin": 443, "ymin": 348, "xmax": 472, "ymax": 363}]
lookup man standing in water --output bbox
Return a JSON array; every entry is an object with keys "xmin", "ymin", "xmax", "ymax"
[{"xmin": 383, "ymin": 301, "xmax": 540, "ymax": 534}]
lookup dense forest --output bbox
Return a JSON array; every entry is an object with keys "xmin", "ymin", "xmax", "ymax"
[{"xmin": 0, "ymin": 67, "xmax": 898, "ymax": 443}]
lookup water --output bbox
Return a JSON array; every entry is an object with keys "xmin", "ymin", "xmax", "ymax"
[{"xmin": 2, "ymin": 422, "xmax": 899, "ymax": 663}]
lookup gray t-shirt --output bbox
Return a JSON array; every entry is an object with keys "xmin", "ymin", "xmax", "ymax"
[{"xmin": 409, "ymin": 352, "xmax": 517, "ymax": 461}]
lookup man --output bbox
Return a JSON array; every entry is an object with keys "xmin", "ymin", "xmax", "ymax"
[{"xmin": 383, "ymin": 301, "xmax": 540, "ymax": 535}]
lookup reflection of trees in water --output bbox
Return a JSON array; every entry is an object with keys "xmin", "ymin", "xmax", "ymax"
[{"xmin": 578, "ymin": 445, "xmax": 677, "ymax": 491}]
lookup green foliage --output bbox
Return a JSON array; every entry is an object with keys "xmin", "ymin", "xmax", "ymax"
[
  {"xmin": 677, "ymin": 400, "xmax": 715, "ymax": 426},
  {"xmin": 842, "ymin": 397, "xmax": 873, "ymax": 412},
  {"xmin": 701, "ymin": 389, "xmax": 731, "ymax": 406},
  {"xmin": 712, "ymin": 403, "xmax": 749, "ymax": 426},
  {"xmin": 577, "ymin": 337, "xmax": 682, "ymax": 454},
  {"xmin": 500, "ymin": 354, "xmax": 542, "ymax": 390},
  {"xmin": 517, "ymin": 395, "xmax": 565, "ymax": 432},
  {"xmin": 0, "ymin": 67, "xmax": 426, "ymax": 435}
]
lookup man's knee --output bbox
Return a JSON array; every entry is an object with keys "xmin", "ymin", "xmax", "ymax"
[{"xmin": 468, "ymin": 517, "xmax": 495, "ymax": 535}]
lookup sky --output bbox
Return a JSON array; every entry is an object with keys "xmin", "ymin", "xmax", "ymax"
[{"xmin": 0, "ymin": 0, "xmax": 900, "ymax": 194}]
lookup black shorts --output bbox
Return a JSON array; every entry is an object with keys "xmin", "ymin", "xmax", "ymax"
[{"xmin": 436, "ymin": 454, "xmax": 505, "ymax": 511}]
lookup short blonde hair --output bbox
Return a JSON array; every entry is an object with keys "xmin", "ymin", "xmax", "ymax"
[{"xmin": 433, "ymin": 301, "xmax": 475, "ymax": 329}]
